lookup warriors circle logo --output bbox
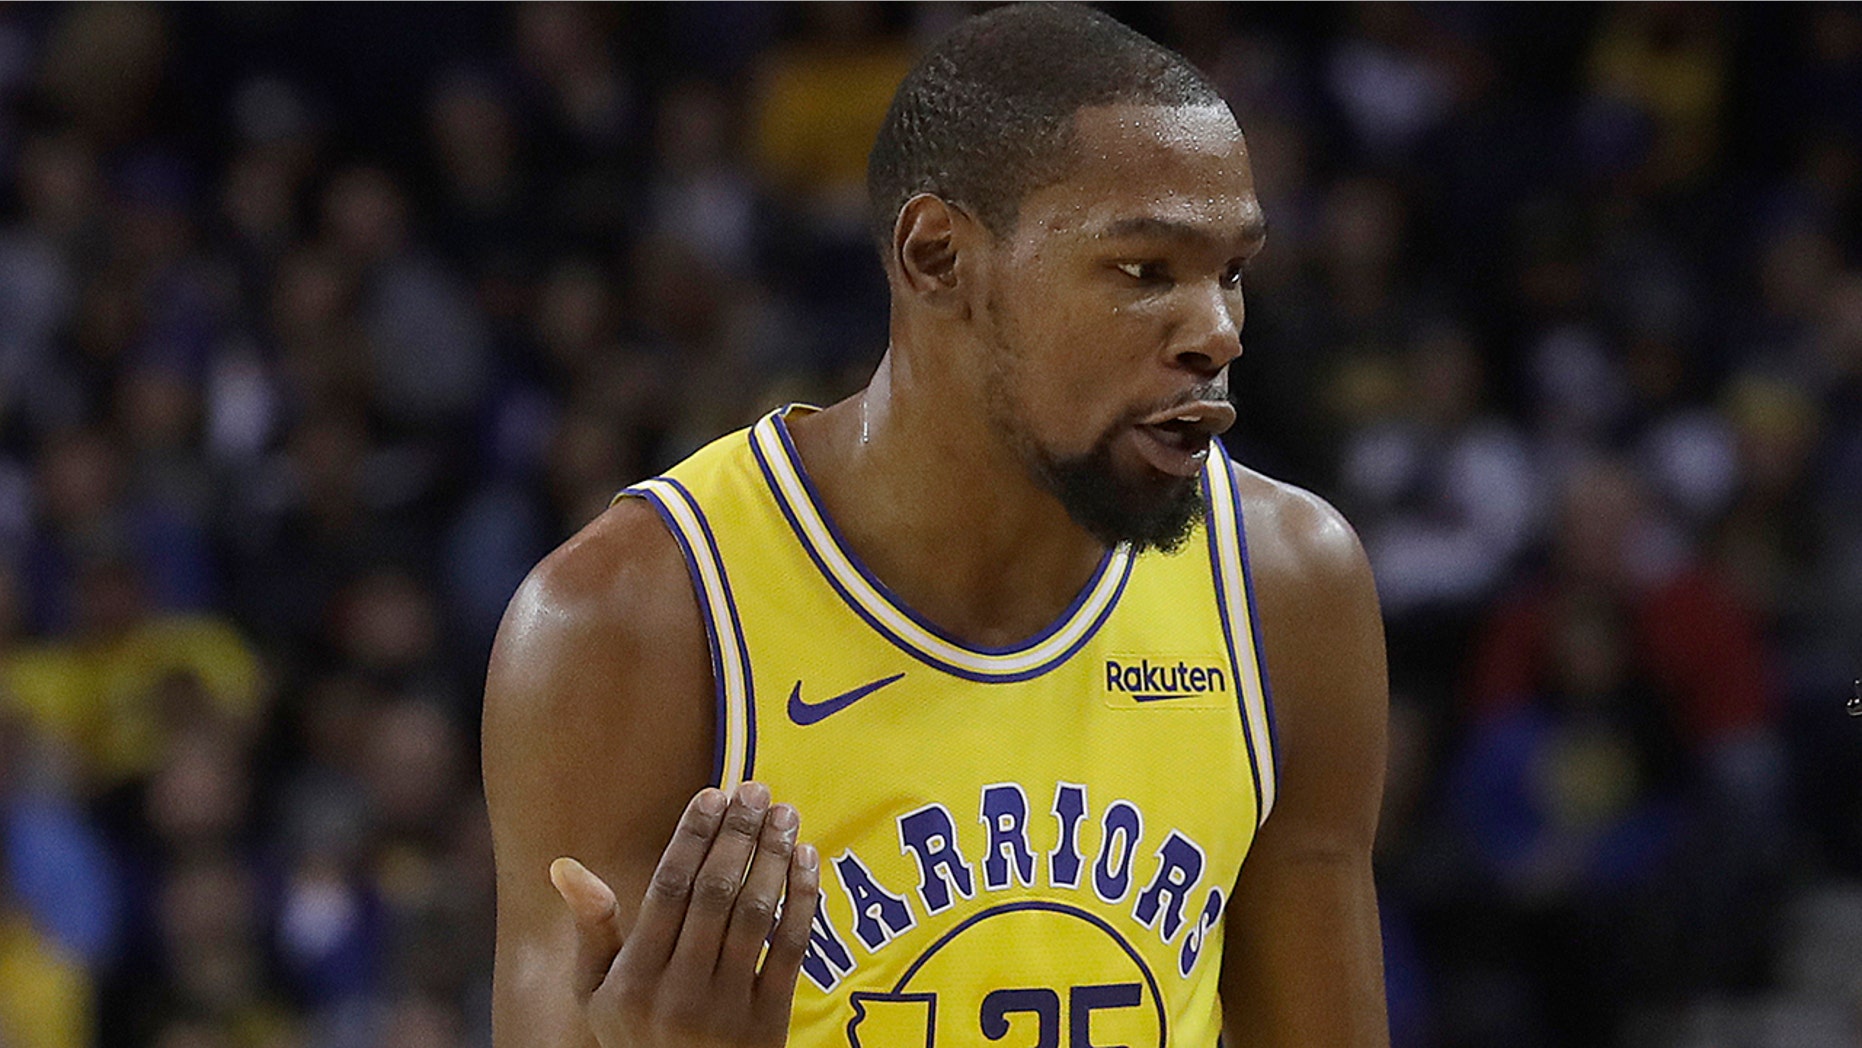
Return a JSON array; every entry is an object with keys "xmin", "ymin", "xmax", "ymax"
[{"xmin": 846, "ymin": 901, "xmax": 1166, "ymax": 1048}]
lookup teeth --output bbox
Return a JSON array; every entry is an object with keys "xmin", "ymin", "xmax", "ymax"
[{"xmin": 1179, "ymin": 415, "xmax": 1202, "ymax": 423}]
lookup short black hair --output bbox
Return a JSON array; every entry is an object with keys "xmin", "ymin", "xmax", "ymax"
[{"xmin": 867, "ymin": 3, "xmax": 1227, "ymax": 255}]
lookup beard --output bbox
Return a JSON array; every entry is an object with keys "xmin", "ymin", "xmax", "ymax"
[
  {"xmin": 979, "ymin": 290, "xmax": 1208, "ymax": 554},
  {"xmin": 1026, "ymin": 424, "xmax": 1207, "ymax": 554},
  {"xmin": 985, "ymin": 364, "xmax": 1207, "ymax": 553}
]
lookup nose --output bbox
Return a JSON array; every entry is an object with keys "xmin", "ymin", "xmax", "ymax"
[{"xmin": 1170, "ymin": 279, "xmax": 1243, "ymax": 376}]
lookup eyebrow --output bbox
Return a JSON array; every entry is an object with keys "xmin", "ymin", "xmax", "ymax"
[{"xmin": 1099, "ymin": 212, "xmax": 1269, "ymax": 250}]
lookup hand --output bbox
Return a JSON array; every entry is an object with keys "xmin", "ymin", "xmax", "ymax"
[{"xmin": 550, "ymin": 782, "xmax": 821, "ymax": 1048}]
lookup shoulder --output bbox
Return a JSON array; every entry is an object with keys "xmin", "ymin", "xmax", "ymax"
[
  {"xmin": 1227, "ymin": 461, "xmax": 1386, "ymax": 826},
  {"xmin": 489, "ymin": 496, "xmax": 702, "ymax": 705},
  {"xmin": 1228, "ymin": 460, "xmax": 1374, "ymax": 615},
  {"xmin": 482, "ymin": 494, "xmax": 713, "ymax": 841}
]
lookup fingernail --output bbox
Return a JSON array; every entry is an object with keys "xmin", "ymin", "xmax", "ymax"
[
  {"xmin": 738, "ymin": 781, "xmax": 770, "ymax": 811},
  {"xmin": 797, "ymin": 843, "xmax": 818, "ymax": 870},
  {"xmin": 548, "ymin": 856, "xmax": 580, "ymax": 893},
  {"xmin": 696, "ymin": 788, "xmax": 726, "ymax": 815},
  {"xmin": 770, "ymin": 804, "xmax": 798, "ymax": 832}
]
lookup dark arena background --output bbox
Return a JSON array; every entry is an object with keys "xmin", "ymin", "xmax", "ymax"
[{"xmin": 1, "ymin": 3, "xmax": 1860, "ymax": 1047}]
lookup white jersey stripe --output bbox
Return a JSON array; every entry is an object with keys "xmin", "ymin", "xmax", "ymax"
[
  {"xmin": 752, "ymin": 412, "xmax": 1133, "ymax": 680},
  {"xmin": 1204, "ymin": 455, "xmax": 1277, "ymax": 824},
  {"xmin": 633, "ymin": 478, "xmax": 752, "ymax": 790}
]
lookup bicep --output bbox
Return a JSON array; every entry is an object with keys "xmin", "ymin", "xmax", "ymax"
[
  {"xmin": 483, "ymin": 508, "xmax": 715, "ymax": 1046},
  {"xmin": 1220, "ymin": 482, "xmax": 1390, "ymax": 1048}
]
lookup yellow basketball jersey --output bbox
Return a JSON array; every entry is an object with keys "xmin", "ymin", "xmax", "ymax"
[{"xmin": 620, "ymin": 405, "xmax": 1278, "ymax": 1048}]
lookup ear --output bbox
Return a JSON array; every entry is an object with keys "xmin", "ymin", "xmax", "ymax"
[{"xmin": 890, "ymin": 193, "xmax": 985, "ymax": 315}]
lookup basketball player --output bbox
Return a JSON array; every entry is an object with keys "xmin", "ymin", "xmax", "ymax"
[{"xmin": 484, "ymin": 5, "xmax": 1389, "ymax": 1046}]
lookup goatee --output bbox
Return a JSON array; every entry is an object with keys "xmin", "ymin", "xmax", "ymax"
[{"xmin": 1031, "ymin": 433, "xmax": 1206, "ymax": 554}]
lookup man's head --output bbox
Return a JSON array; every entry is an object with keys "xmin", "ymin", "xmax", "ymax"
[
  {"xmin": 869, "ymin": 4, "xmax": 1265, "ymax": 553},
  {"xmin": 867, "ymin": 3, "xmax": 1226, "ymax": 251}
]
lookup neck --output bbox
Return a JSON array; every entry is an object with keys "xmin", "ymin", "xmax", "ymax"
[{"xmin": 784, "ymin": 351, "xmax": 1111, "ymax": 649}]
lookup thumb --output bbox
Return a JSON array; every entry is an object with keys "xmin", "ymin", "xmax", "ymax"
[{"xmin": 550, "ymin": 856, "xmax": 624, "ymax": 998}]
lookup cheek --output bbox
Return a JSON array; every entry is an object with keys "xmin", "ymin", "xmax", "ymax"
[
  {"xmin": 1016, "ymin": 358, "xmax": 1137, "ymax": 457},
  {"xmin": 988, "ymin": 264, "xmax": 1154, "ymax": 432},
  {"xmin": 1106, "ymin": 293, "xmax": 1180, "ymax": 345},
  {"xmin": 1054, "ymin": 305, "xmax": 1163, "ymax": 404}
]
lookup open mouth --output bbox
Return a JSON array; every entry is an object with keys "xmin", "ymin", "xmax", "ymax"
[
  {"xmin": 1144, "ymin": 415, "xmax": 1214, "ymax": 447},
  {"xmin": 1132, "ymin": 400, "xmax": 1236, "ymax": 477}
]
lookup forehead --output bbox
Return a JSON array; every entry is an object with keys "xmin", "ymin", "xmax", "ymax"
[{"xmin": 1014, "ymin": 103, "xmax": 1263, "ymax": 244}]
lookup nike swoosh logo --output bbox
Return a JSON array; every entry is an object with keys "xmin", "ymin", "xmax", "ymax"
[{"xmin": 788, "ymin": 673, "xmax": 906, "ymax": 726}]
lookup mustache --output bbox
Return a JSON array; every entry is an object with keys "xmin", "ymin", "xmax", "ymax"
[{"xmin": 1123, "ymin": 382, "xmax": 1231, "ymax": 425}]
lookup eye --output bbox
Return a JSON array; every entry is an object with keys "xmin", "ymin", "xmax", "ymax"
[{"xmin": 1116, "ymin": 261, "xmax": 1168, "ymax": 283}]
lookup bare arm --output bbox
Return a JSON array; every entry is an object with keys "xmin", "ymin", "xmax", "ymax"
[
  {"xmin": 484, "ymin": 499, "xmax": 792, "ymax": 1047},
  {"xmin": 1220, "ymin": 473, "xmax": 1391, "ymax": 1047}
]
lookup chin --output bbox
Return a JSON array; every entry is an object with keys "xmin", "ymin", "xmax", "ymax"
[{"xmin": 1043, "ymin": 454, "xmax": 1205, "ymax": 554}]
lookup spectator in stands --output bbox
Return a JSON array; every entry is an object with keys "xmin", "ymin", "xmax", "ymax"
[{"xmin": 0, "ymin": 708, "xmax": 104, "ymax": 1048}]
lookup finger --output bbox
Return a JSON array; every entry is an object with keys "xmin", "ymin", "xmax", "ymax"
[
  {"xmin": 755, "ymin": 842, "xmax": 820, "ymax": 1023},
  {"xmin": 550, "ymin": 856, "xmax": 623, "ymax": 999},
  {"xmin": 619, "ymin": 787, "xmax": 729, "ymax": 975},
  {"xmin": 668, "ymin": 780, "xmax": 770, "ymax": 979},
  {"xmin": 716, "ymin": 801, "xmax": 800, "ymax": 990}
]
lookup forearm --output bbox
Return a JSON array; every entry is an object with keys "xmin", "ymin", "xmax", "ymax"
[{"xmin": 491, "ymin": 937, "xmax": 603, "ymax": 1048}]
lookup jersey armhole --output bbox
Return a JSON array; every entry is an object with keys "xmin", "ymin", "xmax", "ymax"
[
  {"xmin": 616, "ymin": 480, "xmax": 757, "ymax": 790},
  {"xmin": 1200, "ymin": 448, "xmax": 1280, "ymax": 827}
]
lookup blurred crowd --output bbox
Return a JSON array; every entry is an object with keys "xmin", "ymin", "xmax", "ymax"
[{"xmin": 0, "ymin": 4, "xmax": 1858, "ymax": 1047}]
